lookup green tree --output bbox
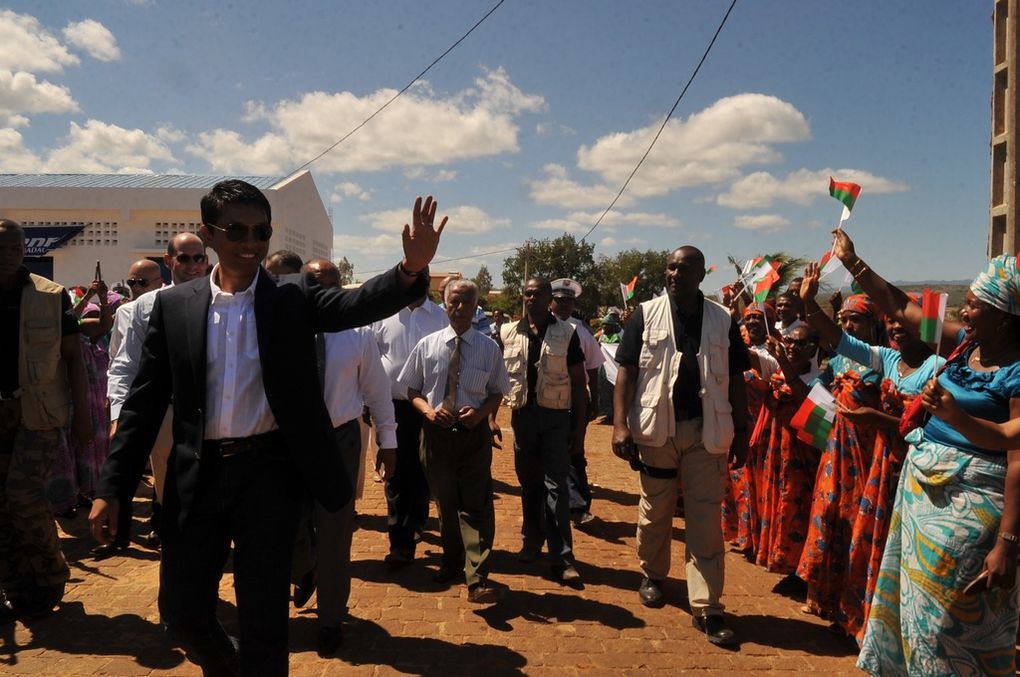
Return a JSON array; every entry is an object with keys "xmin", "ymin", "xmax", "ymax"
[
  {"xmin": 501, "ymin": 234, "xmax": 600, "ymax": 317},
  {"xmin": 335, "ymin": 256, "xmax": 355, "ymax": 286},
  {"xmin": 593, "ymin": 248, "xmax": 671, "ymax": 310},
  {"xmin": 472, "ymin": 264, "xmax": 493, "ymax": 297},
  {"xmin": 724, "ymin": 251, "xmax": 809, "ymax": 301}
]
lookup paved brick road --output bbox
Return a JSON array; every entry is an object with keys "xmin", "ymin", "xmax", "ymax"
[{"xmin": 1, "ymin": 411, "xmax": 861, "ymax": 675}]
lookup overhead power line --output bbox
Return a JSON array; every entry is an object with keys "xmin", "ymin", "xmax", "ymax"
[
  {"xmin": 579, "ymin": 0, "xmax": 738, "ymax": 243},
  {"xmin": 287, "ymin": 0, "xmax": 508, "ymax": 177},
  {"xmin": 351, "ymin": 0, "xmax": 739, "ymax": 277}
]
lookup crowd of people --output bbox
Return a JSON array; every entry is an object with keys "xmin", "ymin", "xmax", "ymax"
[{"xmin": 0, "ymin": 180, "xmax": 1018, "ymax": 676}]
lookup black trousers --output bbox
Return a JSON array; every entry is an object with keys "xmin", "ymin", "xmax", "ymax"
[
  {"xmin": 384, "ymin": 400, "xmax": 429, "ymax": 556},
  {"xmin": 158, "ymin": 438, "xmax": 301, "ymax": 677}
]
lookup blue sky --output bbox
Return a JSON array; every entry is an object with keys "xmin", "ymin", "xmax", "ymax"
[{"xmin": 0, "ymin": 1, "xmax": 993, "ymax": 286}]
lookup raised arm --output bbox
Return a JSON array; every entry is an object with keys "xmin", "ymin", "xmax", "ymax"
[
  {"xmin": 832, "ymin": 229, "xmax": 963, "ymax": 349},
  {"xmin": 799, "ymin": 262, "xmax": 843, "ymax": 350}
]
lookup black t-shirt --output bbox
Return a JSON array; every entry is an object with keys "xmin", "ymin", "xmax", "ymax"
[
  {"xmin": 524, "ymin": 314, "xmax": 585, "ymax": 405},
  {"xmin": 615, "ymin": 294, "xmax": 749, "ymax": 420},
  {"xmin": 0, "ymin": 267, "xmax": 79, "ymax": 392}
]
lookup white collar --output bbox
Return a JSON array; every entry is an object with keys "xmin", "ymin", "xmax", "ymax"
[{"xmin": 209, "ymin": 264, "xmax": 259, "ymax": 300}]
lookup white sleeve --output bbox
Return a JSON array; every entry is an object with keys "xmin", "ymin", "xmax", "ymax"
[
  {"xmin": 357, "ymin": 330, "xmax": 398, "ymax": 449},
  {"xmin": 107, "ymin": 298, "xmax": 152, "ymax": 421},
  {"xmin": 580, "ymin": 329, "xmax": 606, "ymax": 371}
]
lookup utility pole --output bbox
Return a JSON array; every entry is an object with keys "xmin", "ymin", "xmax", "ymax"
[{"xmin": 989, "ymin": 0, "xmax": 1019, "ymax": 257}]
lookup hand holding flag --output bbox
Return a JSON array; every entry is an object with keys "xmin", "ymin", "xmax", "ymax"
[
  {"xmin": 829, "ymin": 177, "xmax": 862, "ymax": 227},
  {"xmin": 791, "ymin": 383, "xmax": 837, "ymax": 449}
]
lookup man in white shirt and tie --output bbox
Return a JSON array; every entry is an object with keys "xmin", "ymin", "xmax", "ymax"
[
  {"xmin": 398, "ymin": 279, "xmax": 509, "ymax": 603},
  {"xmin": 368, "ymin": 287, "xmax": 448, "ymax": 567},
  {"xmin": 293, "ymin": 258, "xmax": 397, "ymax": 656}
]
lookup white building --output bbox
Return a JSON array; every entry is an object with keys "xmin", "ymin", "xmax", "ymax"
[{"xmin": 0, "ymin": 171, "xmax": 332, "ymax": 287}]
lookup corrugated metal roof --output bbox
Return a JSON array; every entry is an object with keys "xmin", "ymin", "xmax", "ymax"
[{"xmin": 0, "ymin": 174, "xmax": 284, "ymax": 190}]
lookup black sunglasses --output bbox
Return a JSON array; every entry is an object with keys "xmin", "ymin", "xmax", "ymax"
[
  {"xmin": 783, "ymin": 338, "xmax": 815, "ymax": 348},
  {"xmin": 174, "ymin": 253, "xmax": 208, "ymax": 265},
  {"xmin": 126, "ymin": 277, "xmax": 161, "ymax": 287},
  {"xmin": 204, "ymin": 222, "xmax": 273, "ymax": 242}
]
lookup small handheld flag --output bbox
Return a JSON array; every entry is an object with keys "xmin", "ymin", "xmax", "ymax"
[
  {"xmin": 791, "ymin": 383, "xmax": 837, "ymax": 449},
  {"xmin": 620, "ymin": 275, "xmax": 638, "ymax": 305},
  {"xmin": 741, "ymin": 256, "xmax": 781, "ymax": 304},
  {"xmin": 829, "ymin": 177, "xmax": 862, "ymax": 226},
  {"xmin": 919, "ymin": 289, "xmax": 948, "ymax": 345}
]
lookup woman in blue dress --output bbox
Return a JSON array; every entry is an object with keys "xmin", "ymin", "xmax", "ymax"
[{"xmin": 831, "ymin": 230, "xmax": 1020, "ymax": 677}]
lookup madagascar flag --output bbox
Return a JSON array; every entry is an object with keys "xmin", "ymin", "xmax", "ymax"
[
  {"xmin": 791, "ymin": 383, "xmax": 837, "ymax": 449},
  {"xmin": 920, "ymin": 289, "xmax": 948, "ymax": 344},
  {"xmin": 829, "ymin": 177, "xmax": 862, "ymax": 212},
  {"xmin": 620, "ymin": 275, "xmax": 638, "ymax": 301}
]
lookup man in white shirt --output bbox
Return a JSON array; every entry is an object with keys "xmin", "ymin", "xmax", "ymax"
[
  {"xmin": 294, "ymin": 259, "xmax": 397, "ymax": 656},
  {"xmin": 549, "ymin": 278, "xmax": 604, "ymax": 527},
  {"xmin": 398, "ymin": 279, "xmax": 509, "ymax": 603},
  {"xmin": 108, "ymin": 259, "xmax": 165, "ymax": 358},
  {"xmin": 101, "ymin": 233, "xmax": 208, "ymax": 556},
  {"xmin": 368, "ymin": 288, "xmax": 448, "ymax": 567},
  {"xmin": 774, "ymin": 292, "xmax": 804, "ymax": 337},
  {"xmin": 91, "ymin": 181, "xmax": 445, "ymax": 676}
]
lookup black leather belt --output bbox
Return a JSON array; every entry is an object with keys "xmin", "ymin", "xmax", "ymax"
[{"xmin": 204, "ymin": 430, "xmax": 283, "ymax": 457}]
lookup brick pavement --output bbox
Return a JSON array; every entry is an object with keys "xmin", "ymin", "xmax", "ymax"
[{"xmin": 1, "ymin": 411, "xmax": 862, "ymax": 675}]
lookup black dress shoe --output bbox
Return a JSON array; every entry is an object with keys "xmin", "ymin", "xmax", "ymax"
[
  {"xmin": 142, "ymin": 530, "xmax": 161, "ymax": 549},
  {"xmin": 90, "ymin": 540, "xmax": 129, "ymax": 559},
  {"xmin": 384, "ymin": 550, "xmax": 413, "ymax": 570},
  {"xmin": 317, "ymin": 625, "xmax": 343, "ymax": 657},
  {"xmin": 692, "ymin": 614, "xmax": 737, "ymax": 646},
  {"xmin": 638, "ymin": 577, "xmax": 664, "ymax": 607},
  {"xmin": 293, "ymin": 570, "xmax": 316, "ymax": 608},
  {"xmin": 432, "ymin": 565, "xmax": 462, "ymax": 584},
  {"xmin": 516, "ymin": 544, "xmax": 542, "ymax": 563}
]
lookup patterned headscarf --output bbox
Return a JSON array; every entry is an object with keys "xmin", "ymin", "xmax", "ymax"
[
  {"xmin": 840, "ymin": 293, "xmax": 876, "ymax": 317},
  {"xmin": 971, "ymin": 255, "xmax": 1020, "ymax": 316},
  {"xmin": 742, "ymin": 302, "xmax": 776, "ymax": 326}
]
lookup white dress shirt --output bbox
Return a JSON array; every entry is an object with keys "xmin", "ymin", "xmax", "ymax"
[
  {"xmin": 748, "ymin": 343, "xmax": 780, "ymax": 382},
  {"xmin": 775, "ymin": 318, "xmax": 804, "ymax": 337},
  {"xmin": 323, "ymin": 328, "xmax": 397, "ymax": 448},
  {"xmin": 107, "ymin": 285, "xmax": 167, "ymax": 421},
  {"xmin": 369, "ymin": 300, "xmax": 449, "ymax": 400},
  {"xmin": 205, "ymin": 266, "xmax": 277, "ymax": 440},
  {"xmin": 397, "ymin": 326, "xmax": 510, "ymax": 411}
]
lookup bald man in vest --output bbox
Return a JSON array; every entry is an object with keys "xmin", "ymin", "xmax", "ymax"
[{"xmin": 612, "ymin": 246, "xmax": 750, "ymax": 646}]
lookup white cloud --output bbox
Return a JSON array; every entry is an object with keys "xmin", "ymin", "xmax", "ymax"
[
  {"xmin": 0, "ymin": 70, "xmax": 79, "ymax": 123},
  {"xmin": 188, "ymin": 67, "xmax": 545, "ymax": 174},
  {"xmin": 576, "ymin": 93, "xmax": 810, "ymax": 199},
  {"xmin": 531, "ymin": 209, "xmax": 679, "ymax": 235},
  {"xmin": 716, "ymin": 168, "xmax": 910, "ymax": 209},
  {"xmin": 62, "ymin": 19, "xmax": 121, "ymax": 62},
  {"xmin": 600, "ymin": 237, "xmax": 616, "ymax": 247},
  {"xmin": 404, "ymin": 167, "xmax": 458, "ymax": 182},
  {"xmin": 0, "ymin": 10, "xmax": 79, "ymax": 73},
  {"xmin": 43, "ymin": 119, "xmax": 177, "ymax": 172},
  {"xmin": 733, "ymin": 214, "xmax": 792, "ymax": 232},
  {"xmin": 332, "ymin": 232, "xmax": 402, "ymax": 273},
  {"xmin": 329, "ymin": 181, "xmax": 372, "ymax": 204},
  {"xmin": 0, "ymin": 128, "xmax": 42, "ymax": 172},
  {"xmin": 525, "ymin": 163, "xmax": 631, "ymax": 210},
  {"xmin": 361, "ymin": 204, "xmax": 509, "ymax": 235}
]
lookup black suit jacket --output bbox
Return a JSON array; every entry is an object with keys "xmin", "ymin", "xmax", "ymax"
[{"xmin": 98, "ymin": 266, "xmax": 428, "ymax": 528}]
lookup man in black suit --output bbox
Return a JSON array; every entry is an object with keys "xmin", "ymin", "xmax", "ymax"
[{"xmin": 89, "ymin": 180, "xmax": 446, "ymax": 676}]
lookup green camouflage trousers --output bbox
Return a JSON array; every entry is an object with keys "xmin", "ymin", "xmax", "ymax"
[{"xmin": 0, "ymin": 399, "xmax": 70, "ymax": 595}]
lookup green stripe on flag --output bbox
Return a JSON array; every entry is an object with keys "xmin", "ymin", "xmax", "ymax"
[{"xmin": 919, "ymin": 316, "xmax": 939, "ymax": 343}]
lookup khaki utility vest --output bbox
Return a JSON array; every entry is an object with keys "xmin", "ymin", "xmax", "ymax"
[
  {"xmin": 628, "ymin": 294, "xmax": 734, "ymax": 453},
  {"xmin": 18, "ymin": 274, "xmax": 71, "ymax": 430},
  {"xmin": 501, "ymin": 317, "xmax": 575, "ymax": 410}
]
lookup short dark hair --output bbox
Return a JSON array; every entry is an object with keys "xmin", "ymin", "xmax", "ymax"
[
  {"xmin": 0, "ymin": 219, "xmax": 25, "ymax": 241},
  {"xmin": 267, "ymin": 250, "xmax": 303, "ymax": 275},
  {"xmin": 526, "ymin": 276, "xmax": 552, "ymax": 294},
  {"xmin": 200, "ymin": 179, "xmax": 272, "ymax": 226}
]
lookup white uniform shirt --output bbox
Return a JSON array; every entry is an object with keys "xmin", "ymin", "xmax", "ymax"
[
  {"xmin": 107, "ymin": 285, "xmax": 167, "ymax": 421},
  {"xmin": 323, "ymin": 328, "xmax": 398, "ymax": 448},
  {"xmin": 565, "ymin": 316, "xmax": 605, "ymax": 372},
  {"xmin": 397, "ymin": 326, "xmax": 510, "ymax": 411},
  {"xmin": 369, "ymin": 300, "xmax": 449, "ymax": 400},
  {"xmin": 748, "ymin": 343, "xmax": 780, "ymax": 382},
  {"xmin": 205, "ymin": 267, "xmax": 276, "ymax": 440}
]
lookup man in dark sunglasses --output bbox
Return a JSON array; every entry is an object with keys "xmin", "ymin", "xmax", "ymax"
[
  {"xmin": 91, "ymin": 179, "xmax": 446, "ymax": 676},
  {"xmin": 103, "ymin": 232, "xmax": 211, "ymax": 559},
  {"xmin": 124, "ymin": 259, "xmax": 163, "ymax": 300}
]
